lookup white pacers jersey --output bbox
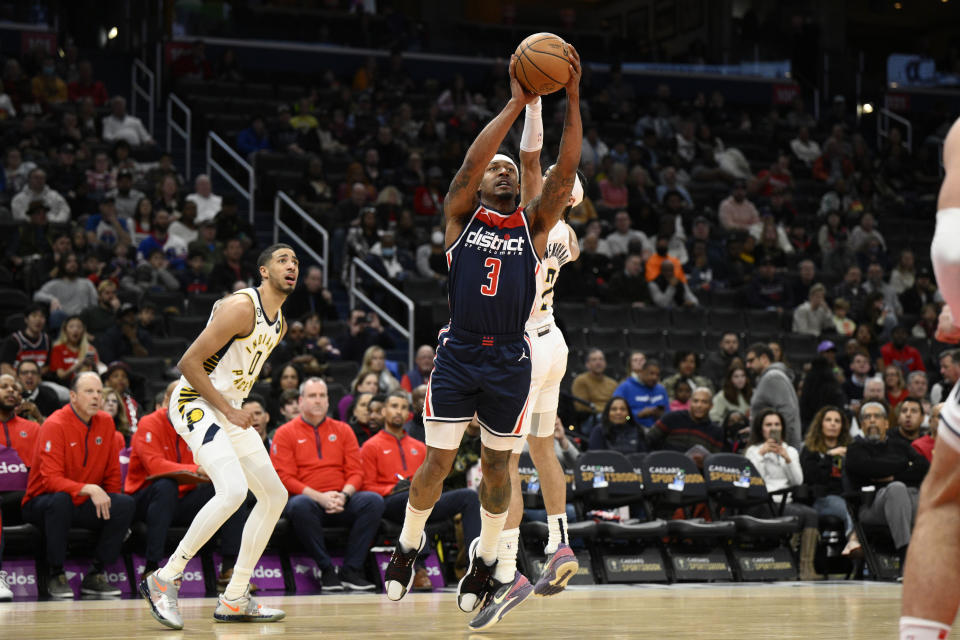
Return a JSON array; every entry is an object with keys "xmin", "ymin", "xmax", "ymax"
[
  {"xmin": 526, "ymin": 220, "xmax": 573, "ymax": 330},
  {"xmin": 174, "ymin": 287, "xmax": 284, "ymax": 416}
]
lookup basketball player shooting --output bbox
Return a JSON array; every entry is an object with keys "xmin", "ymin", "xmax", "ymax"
[
  {"xmin": 468, "ymin": 99, "xmax": 585, "ymax": 630},
  {"xmin": 900, "ymin": 117, "xmax": 960, "ymax": 640},
  {"xmin": 140, "ymin": 244, "xmax": 298, "ymax": 630},
  {"xmin": 384, "ymin": 48, "xmax": 581, "ymax": 617}
]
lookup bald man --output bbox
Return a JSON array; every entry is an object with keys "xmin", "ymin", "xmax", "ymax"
[
  {"xmin": 645, "ymin": 387, "xmax": 726, "ymax": 452},
  {"xmin": 21, "ymin": 372, "xmax": 134, "ymax": 599}
]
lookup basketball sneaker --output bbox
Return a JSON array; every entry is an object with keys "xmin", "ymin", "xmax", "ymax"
[
  {"xmin": 533, "ymin": 544, "xmax": 579, "ymax": 597},
  {"xmin": 139, "ymin": 571, "xmax": 183, "ymax": 630},
  {"xmin": 457, "ymin": 537, "xmax": 497, "ymax": 613},
  {"xmin": 0, "ymin": 572, "xmax": 12, "ymax": 601},
  {"xmin": 385, "ymin": 531, "xmax": 426, "ymax": 601},
  {"xmin": 214, "ymin": 586, "xmax": 286, "ymax": 623},
  {"xmin": 467, "ymin": 571, "xmax": 533, "ymax": 630}
]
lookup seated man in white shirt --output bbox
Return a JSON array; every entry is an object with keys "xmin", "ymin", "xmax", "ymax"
[
  {"xmin": 186, "ymin": 174, "xmax": 222, "ymax": 224},
  {"xmin": 605, "ymin": 210, "xmax": 651, "ymax": 257},
  {"xmin": 102, "ymin": 96, "xmax": 154, "ymax": 147}
]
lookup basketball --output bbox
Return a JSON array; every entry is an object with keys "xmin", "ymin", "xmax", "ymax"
[{"xmin": 514, "ymin": 32, "xmax": 571, "ymax": 95}]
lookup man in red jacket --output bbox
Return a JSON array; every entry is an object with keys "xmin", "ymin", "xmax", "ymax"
[
  {"xmin": 0, "ymin": 373, "xmax": 40, "ymax": 600},
  {"xmin": 361, "ymin": 390, "xmax": 480, "ymax": 588},
  {"xmin": 126, "ymin": 381, "xmax": 248, "ymax": 580},
  {"xmin": 21, "ymin": 371, "xmax": 135, "ymax": 599},
  {"xmin": 271, "ymin": 377, "xmax": 384, "ymax": 592}
]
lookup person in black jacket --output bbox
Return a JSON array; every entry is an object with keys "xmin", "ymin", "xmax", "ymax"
[
  {"xmin": 283, "ymin": 265, "xmax": 338, "ymax": 321},
  {"xmin": 846, "ymin": 401, "xmax": 929, "ymax": 554},
  {"xmin": 799, "ymin": 356, "xmax": 848, "ymax": 429},
  {"xmin": 587, "ymin": 396, "xmax": 645, "ymax": 454},
  {"xmin": 646, "ymin": 388, "xmax": 725, "ymax": 453},
  {"xmin": 800, "ymin": 405, "xmax": 859, "ymax": 555}
]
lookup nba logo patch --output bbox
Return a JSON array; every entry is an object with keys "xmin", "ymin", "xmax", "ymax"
[
  {"xmin": 44, "ymin": 440, "xmax": 51, "ymax": 452},
  {"xmin": 328, "ymin": 434, "xmax": 337, "ymax": 442},
  {"xmin": 95, "ymin": 436, "xmax": 103, "ymax": 445},
  {"xmin": 19, "ymin": 431, "xmax": 26, "ymax": 438},
  {"xmin": 411, "ymin": 448, "xmax": 418, "ymax": 455},
  {"xmin": 146, "ymin": 432, "xmax": 152, "ymax": 443}
]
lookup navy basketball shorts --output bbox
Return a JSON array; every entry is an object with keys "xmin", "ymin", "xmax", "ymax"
[{"xmin": 423, "ymin": 325, "xmax": 533, "ymax": 452}]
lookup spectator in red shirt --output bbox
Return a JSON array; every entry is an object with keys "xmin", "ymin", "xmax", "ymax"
[
  {"xmin": 361, "ymin": 391, "xmax": 480, "ymax": 565},
  {"xmin": 271, "ymin": 378, "xmax": 384, "ymax": 592},
  {"xmin": 21, "ymin": 372, "xmax": 134, "ymax": 599},
  {"xmin": 752, "ymin": 153, "xmax": 795, "ymax": 197},
  {"xmin": 413, "ymin": 166, "xmax": 445, "ymax": 216},
  {"xmin": 884, "ymin": 365, "xmax": 910, "ymax": 409},
  {"xmin": 126, "ymin": 382, "xmax": 247, "ymax": 577},
  {"xmin": 172, "ymin": 41, "xmax": 213, "ymax": 81},
  {"xmin": 0, "ymin": 374, "xmax": 39, "ymax": 599},
  {"xmin": 48, "ymin": 315, "xmax": 100, "ymax": 385},
  {"xmin": 67, "ymin": 60, "xmax": 109, "ymax": 106},
  {"xmin": 881, "ymin": 324, "xmax": 926, "ymax": 374}
]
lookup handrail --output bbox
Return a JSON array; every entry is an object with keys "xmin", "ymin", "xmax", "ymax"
[
  {"xmin": 349, "ymin": 257, "xmax": 415, "ymax": 372},
  {"xmin": 166, "ymin": 93, "xmax": 192, "ymax": 180},
  {"xmin": 131, "ymin": 58, "xmax": 155, "ymax": 136},
  {"xmin": 877, "ymin": 107, "xmax": 913, "ymax": 152},
  {"xmin": 206, "ymin": 131, "xmax": 255, "ymax": 224},
  {"xmin": 273, "ymin": 191, "xmax": 329, "ymax": 288}
]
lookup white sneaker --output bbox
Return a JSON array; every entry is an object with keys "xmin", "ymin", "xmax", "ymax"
[
  {"xmin": 139, "ymin": 571, "xmax": 183, "ymax": 630},
  {"xmin": 0, "ymin": 572, "xmax": 12, "ymax": 601},
  {"xmin": 214, "ymin": 586, "xmax": 285, "ymax": 623}
]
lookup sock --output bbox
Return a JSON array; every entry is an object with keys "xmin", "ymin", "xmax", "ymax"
[
  {"xmin": 545, "ymin": 513, "xmax": 569, "ymax": 555},
  {"xmin": 476, "ymin": 507, "xmax": 508, "ymax": 565},
  {"xmin": 399, "ymin": 501, "xmax": 433, "ymax": 552},
  {"xmin": 224, "ymin": 567, "xmax": 252, "ymax": 600},
  {"xmin": 144, "ymin": 560, "xmax": 158, "ymax": 573},
  {"xmin": 899, "ymin": 617, "xmax": 951, "ymax": 640},
  {"xmin": 156, "ymin": 547, "xmax": 191, "ymax": 582},
  {"xmin": 493, "ymin": 528, "xmax": 520, "ymax": 583}
]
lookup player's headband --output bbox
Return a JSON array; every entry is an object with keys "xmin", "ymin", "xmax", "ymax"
[{"xmin": 490, "ymin": 153, "xmax": 518, "ymax": 174}]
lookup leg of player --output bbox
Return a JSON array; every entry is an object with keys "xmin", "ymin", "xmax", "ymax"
[
  {"xmin": 214, "ymin": 446, "xmax": 287, "ymax": 623},
  {"xmin": 468, "ymin": 451, "xmax": 533, "ymax": 630},
  {"xmin": 384, "ymin": 446, "xmax": 459, "ymax": 601},
  {"xmin": 899, "ymin": 435, "xmax": 960, "ymax": 639},
  {"xmin": 526, "ymin": 415, "xmax": 577, "ymax": 596},
  {"xmin": 457, "ymin": 445, "xmax": 512, "ymax": 614},
  {"xmin": 141, "ymin": 432, "xmax": 248, "ymax": 630}
]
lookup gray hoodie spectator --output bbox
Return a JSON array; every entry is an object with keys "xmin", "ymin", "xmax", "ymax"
[{"xmin": 747, "ymin": 343, "xmax": 802, "ymax": 448}]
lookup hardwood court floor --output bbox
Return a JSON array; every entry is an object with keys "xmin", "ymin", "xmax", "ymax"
[{"xmin": 0, "ymin": 581, "xmax": 935, "ymax": 640}]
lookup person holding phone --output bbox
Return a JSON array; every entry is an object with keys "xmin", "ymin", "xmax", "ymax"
[{"xmin": 745, "ymin": 408, "xmax": 821, "ymax": 579}]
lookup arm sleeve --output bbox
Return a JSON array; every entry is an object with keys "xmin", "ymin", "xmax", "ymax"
[
  {"xmin": 784, "ymin": 446, "xmax": 804, "ymax": 486},
  {"xmin": 341, "ymin": 427, "xmax": 364, "ymax": 490},
  {"xmin": 270, "ymin": 429, "xmax": 307, "ymax": 495}
]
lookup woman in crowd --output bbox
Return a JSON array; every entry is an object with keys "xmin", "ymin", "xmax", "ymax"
[
  {"xmin": 49, "ymin": 315, "xmax": 100, "ymax": 384},
  {"xmin": 130, "ymin": 197, "xmax": 154, "ymax": 245},
  {"xmin": 889, "ymin": 248, "xmax": 915, "ymax": 295},
  {"xmin": 800, "ymin": 406, "xmax": 860, "ymax": 556},
  {"xmin": 337, "ymin": 371, "xmax": 380, "ymax": 422},
  {"xmin": 102, "ymin": 385, "xmax": 132, "ymax": 444},
  {"xmin": 884, "ymin": 364, "xmax": 909, "ymax": 408},
  {"xmin": 745, "ymin": 408, "xmax": 821, "ymax": 579},
  {"xmin": 356, "ymin": 345, "xmax": 399, "ymax": 394},
  {"xmin": 710, "ymin": 366, "xmax": 752, "ymax": 424},
  {"xmin": 269, "ymin": 361, "xmax": 304, "ymax": 418},
  {"xmin": 588, "ymin": 396, "xmax": 646, "ymax": 455},
  {"xmin": 346, "ymin": 391, "xmax": 375, "ymax": 446},
  {"xmin": 102, "ymin": 362, "xmax": 139, "ymax": 434},
  {"xmin": 154, "ymin": 174, "xmax": 182, "ymax": 217}
]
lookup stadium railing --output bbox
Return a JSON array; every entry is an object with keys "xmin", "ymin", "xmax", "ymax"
[
  {"xmin": 166, "ymin": 93, "xmax": 192, "ymax": 179},
  {"xmin": 349, "ymin": 257, "xmax": 415, "ymax": 373},
  {"xmin": 206, "ymin": 130, "xmax": 255, "ymax": 224},
  {"xmin": 273, "ymin": 191, "xmax": 329, "ymax": 289},
  {"xmin": 131, "ymin": 58, "xmax": 155, "ymax": 136}
]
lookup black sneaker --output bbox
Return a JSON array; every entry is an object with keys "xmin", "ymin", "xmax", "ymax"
[
  {"xmin": 321, "ymin": 567, "xmax": 343, "ymax": 592},
  {"xmin": 457, "ymin": 537, "xmax": 497, "ymax": 613},
  {"xmin": 47, "ymin": 573, "xmax": 74, "ymax": 599},
  {"xmin": 80, "ymin": 571, "xmax": 121, "ymax": 597},
  {"xmin": 384, "ymin": 531, "xmax": 426, "ymax": 601},
  {"xmin": 340, "ymin": 566, "xmax": 375, "ymax": 592}
]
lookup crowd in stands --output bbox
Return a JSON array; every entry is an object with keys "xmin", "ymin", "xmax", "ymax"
[{"xmin": 0, "ymin": 41, "xmax": 955, "ymax": 598}]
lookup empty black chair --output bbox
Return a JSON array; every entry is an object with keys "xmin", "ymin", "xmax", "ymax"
[
  {"xmin": 170, "ymin": 316, "xmax": 208, "ymax": 340},
  {"xmin": 573, "ymin": 450, "xmax": 645, "ymax": 509},
  {"xmin": 122, "ymin": 357, "xmax": 168, "ymax": 381},
  {"xmin": 745, "ymin": 310, "xmax": 783, "ymax": 334},
  {"xmin": 144, "ymin": 291, "xmax": 184, "ymax": 315},
  {"xmin": 709, "ymin": 309, "xmax": 746, "ymax": 334},
  {"xmin": 670, "ymin": 307, "xmax": 707, "ymax": 332},
  {"xmin": 151, "ymin": 337, "xmax": 189, "ymax": 360},
  {"xmin": 584, "ymin": 328, "xmax": 628, "ymax": 352},
  {"xmin": 187, "ymin": 293, "xmax": 221, "ymax": 317},
  {"xmin": 325, "ymin": 360, "xmax": 360, "ymax": 388},
  {"xmin": 555, "ymin": 303, "xmax": 594, "ymax": 330},
  {"xmin": 626, "ymin": 330, "xmax": 667, "ymax": 353},
  {"xmin": 403, "ymin": 277, "xmax": 446, "ymax": 302},
  {"xmin": 666, "ymin": 331, "xmax": 706, "ymax": 354}
]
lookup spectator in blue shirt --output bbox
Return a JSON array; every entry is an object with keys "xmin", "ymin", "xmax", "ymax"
[
  {"xmin": 236, "ymin": 115, "xmax": 271, "ymax": 158},
  {"xmin": 84, "ymin": 196, "xmax": 130, "ymax": 250},
  {"xmin": 613, "ymin": 359, "xmax": 669, "ymax": 428}
]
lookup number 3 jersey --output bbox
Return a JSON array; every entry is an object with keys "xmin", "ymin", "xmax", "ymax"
[
  {"xmin": 176, "ymin": 287, "xmax": 284, "ymax": 412},
  {"xmin": 446, "ymin": 205, "xmax": 540, "ymax": 337},
  {"xmin": 526, "ymin": 220, "xmax": 572, "ymax": 330}
]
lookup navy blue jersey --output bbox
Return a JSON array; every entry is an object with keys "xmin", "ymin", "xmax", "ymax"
[{"xmin": 445, "ymin": 205, "xmax": 540, "ymax": 338}]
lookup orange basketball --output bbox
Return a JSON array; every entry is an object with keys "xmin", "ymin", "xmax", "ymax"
[{"xmin": 514, "ymin": 32, "xmax": 571, "ymax": 96}]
